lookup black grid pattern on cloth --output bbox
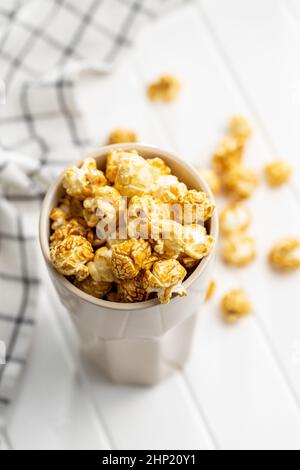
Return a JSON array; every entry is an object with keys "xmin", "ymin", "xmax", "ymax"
[{"xmin": 0, "ymin": 0, "xmax": 183, "ymax": 418}]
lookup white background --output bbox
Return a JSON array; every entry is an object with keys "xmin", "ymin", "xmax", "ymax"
[{"xmin": 3, "ymin": 0, "xmax": 300, "ymax": 450}]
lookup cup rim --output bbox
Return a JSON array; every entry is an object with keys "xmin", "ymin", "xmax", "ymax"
[{"xmin": 39, "ymin": 143, "xmax": 219, "ymax": 311}]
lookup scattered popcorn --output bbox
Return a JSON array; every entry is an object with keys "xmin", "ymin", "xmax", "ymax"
[
  {"xmin": 117, "ymin": 274, "xmax": 147, "ymax": 303},
  {"xmin": 212, "ymin": 136, "xmax": 244, "ymax": 173},
  {"xmin": 205, "ymin": 280, "xmax": 216, "ymax": 302},
  {"xmin": 63, "ymin": 158, "xmax": 107, "ymax": 200},
  {"xmin": 143, "ymin": 259, "xmax": 187, "ymax": 304},
  {"xmin": 88, "ymin": 246, "xmax": 115, "ymax": 283},
  {"xmin": 223, "ymin": 165, "xmax": 258, "ymax": 200},
  {"xmin": 220, "ymin": 203, "xmax": 251, "ymax": 235},
  {"xmin": 114, "ymin": 152, "xmax": 156, "ymax": 198},
  {"xmin": 74, "ymin": 277, "xmax": 112, "ymax": 299},
  {"xmin": 152, "ymin": 174, "xmax": 188, "ymax": 203},
  {"xmin": 111, "ymin": 239, "xmax": 152, "ymax": 280},
  {"xmin": 269, "ymin": 237, "xmax": 300, "ymax": 272},
  {"xmin": 222, "ymin": 233, "xmax": 256, "ymax": 267},
  {"xmin": 265, "ymin": 160, "xmax": 292, "ymax": 187},
  {"xmin": 50, "ymin": 235, "xmax": 94, "ymax": 281},
  {"xmin": 221, "ymin": 289, "xmax": 252, "ymax": 324},
  {"xmin": 229, "ymin": 115, "xmax": 252, "ymax": 144},
  {"xmin": 50, "ymin": 151, "xmax": 215, "ymax": 304},
  {"xmin": 196, "ymin": 167, "xmax": 221, "ymax": 196},
  {"xmin": 148, "ymin": 75, "xmax": 181, "ymax": 102},
  {"xmin": 108, "ymin": 129, "xmax": 138, "ymax": 145}
]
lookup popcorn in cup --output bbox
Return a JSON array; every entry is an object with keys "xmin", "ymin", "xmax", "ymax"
[{"xmin": 39, "ymin": 145, "xmax": 218, "ymax": 386}]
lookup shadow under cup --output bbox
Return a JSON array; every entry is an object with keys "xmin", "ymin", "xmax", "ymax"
[{"xmin": 39, "ymin": 144, "xmax": 219, "ymax": 386}]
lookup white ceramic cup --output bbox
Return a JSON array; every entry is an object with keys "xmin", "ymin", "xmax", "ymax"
[{"xmin": 39, "ymin": 144, "xmax": 218, "ymax": 386}]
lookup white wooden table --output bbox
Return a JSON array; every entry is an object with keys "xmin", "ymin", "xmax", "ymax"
[{"xmin": 4, "ymin": 0, "xmax": 300, "ymax": 450}]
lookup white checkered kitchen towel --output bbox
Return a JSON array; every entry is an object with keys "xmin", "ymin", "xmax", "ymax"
[{"xmin": 0, "ymin": 0, "xmax": 188, "ymax": 429}]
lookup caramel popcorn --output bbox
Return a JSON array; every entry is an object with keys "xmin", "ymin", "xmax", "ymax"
[
  {"xmin": 50, "ymin": 197, "xmax": 72, "ymax": 230},
  {"xmin": 88, "ymin": 246, "xmax": 115, "ymax": 283},
  {"xmin": 229, "ymin": 116, "xmax": 252, "ymax": 144},
  {"xmin": 205, "ymin": 280, "xmax": 216, "ymax": 302},
  {"xmin": 148, "ymin": 157, "xmax": 171, "ymax": 176},
  {"xmin": 151, "ymin": 220, "xmax": 185, "ymax": 259},
  {"xmin": 196, "ymin": 167, "xmax": 221, "ymax": 196},
  {"xmin": 148, "ymin": 75, "xmax": 181, "ymax": 102},
  {"xmin": 181, "ymin": 190, "xmax": 215, "ymax": 223},
  {"xmin": 49, "ymin": 151, "xmax": 215, "ymax": 304},
  {"xmin": 50, "ymin": 217, "xmax": 94, "ymax": 246},
  {"xmin": 114, "ymin": 152, "xmax": 157, "ymax": 198},
  {"xmin": 212, "ymin": 137, "xmax": 244, "ymax": 173},
  {"xmin": 63, "ymin": 158, "xmax": 107, "ymax": 200},
  {"xmin": 83, "ymin": 186, "xmax": 123, "ymax": 228},
  {"xmin": 223, "ymin": 165, "xmax": 258, "ymax": 200},
  {"xmin": 108, "ymin": 129, "xmax": 138, "ymax": 145},
  {"xmin": 111, "ymin": 239, "xmax": 152, "ymax": 280},
  {"xmin": 127, "ymin": 195, "xmax": 169, "ymax": 239},
  {"xmin": 143, "ymin": 259, "xmax": 187, "ymax": 304},
  {"xmin": 265, "ymin": 160, "xmax": 292, "ymax": 187},
  {"xmin": 222, "ymin": 233, "xmax": 256, "ymax": 267},
  {"xmin": 117, "ymin": 274, "xmax": 147, "ymax": 303},
  {"xmin": 152, "ymin": 175, "xmax": 188, "ymax": 203},
  {"xmin": 269, "ymin": 237, "xmax": 300, "ymax": 271},
  {"xmin": 50, "ymin": 235, "xmax": 94, "ymax": 281},
  {"xmin": 183, "ymin": 224, "xmax": 215, "ymax": 261},
  {"xmin": 221, "ymin": 289, "xmax": 252, "ymax": 324},
  {"xmin": 220, "ymin": 203, "xmax": 251, "ymax": 236},
  {"xmin": 74, "ymin": 277, "xmax": 112, "ymax": 299}
]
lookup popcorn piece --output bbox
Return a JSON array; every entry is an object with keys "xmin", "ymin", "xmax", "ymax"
[
  {"xmin": 105, "ymin": 149, "xmax": 138, "ymax": 183},
  {"xmin": 205, "ymin": 280, "xmax": 216, "ymax": 302},
  {"xmin": 221, "ymin": 289, "xmax": 252, "ymax": 324},
  {"xmin": 83, "ymin": 186, "xmax": 123, "ymax": 228},
  {"xmin": 148, "ymin": 157, "xmax": 171, "ymax": 176},
  {"xmin": 269, "ymin": 237, "xmax": 300, "ymax": 271},
  {"xmin": 114, "ymin": 152, "xmax": 156, "ymax": 198},
  {"xmin": 143, "ymin": 259, "xmax": 187, "ymax": 304},
  {"xmin": 50, "ymin": 197, "xmax": 72, "ymax": 230},
  {"xmin": 223, "ymin": 165, "xmax": 258, "ymax": 200},
  {"xmin": 196, "ymin": 167, "xmax": 221, "ymax": 196},
  {"xmin": 182, "ymin": 224, "xmax": 215, "ymax": 260},
  {"xmin": 148, "ymin": 75, "xmax": 181, "ymax": 102},
  {"xmin": 88, "ymin": 247, "xmax": 115, "ymax": 283},
  {"xmin": 50, "ymin": 197, "xmax": 84, "ymax": 231},
  {"xmin": 181, "ymin": 190, "xmax": 215, "ymax": 224},
  {"xmin": 111, "ymin": 239, "xmax": 152, "ymax": 280},
  {"xmin": 222, "ymin": 233, "xmax": 256, "ymax": 267},
  {"xmin": 108, "ymin": 129, "xmax": 137, "ymax": 145},
  {"xmin": 50, "ymin": 217, "xmax": 94, "ymax": 246},
  {"xmin": 74, "ymin": 277, "xmax": 112, "ymax": 299},
  {"xmin": 151, "ymin": 220, "xmax": 185, "ymax": 258},
  {"xmin": 220, "ymin": 202, "xmax": 251, "ymax": 235},
  {"xmin": 229, "ymin": 115, "xmax": 252, "ymax": 144},
  {"xmin": 118, "ymin": 274, "xmax": 147, "ymax": 303},
  {"xmin": 265, "ymin": 160, "xmax": 292, "ymax": 187},
  {"xmin": 128, "ymin": 195, "xmax": 170, "ymax": 239},
  {"xmin": 50, "ymin": 235, "xmax": 94, "ymax": 281},
  {"xmin": 63, "ymin": 158, "xmax": 107, "ymax": 200},
  {"xmin": 152, "ymin": 175, "xmax": 188, "ymax": 204},
  {"xmin": 212, "ymin": 137, "xmax": 244, "ymax": 173}
]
